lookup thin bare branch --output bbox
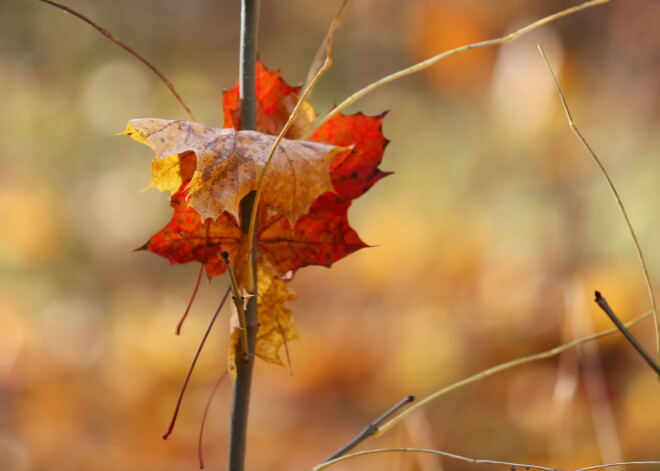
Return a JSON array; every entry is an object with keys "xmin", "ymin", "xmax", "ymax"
[
  {"xmin": 38, "ymin": 0, "xmax": 197, "ymax": 121},
  {"xmin": 306, "ymin": 0, "xmax": 608, "ymax": 137},
  {"xmin": 322, "ymin": 396, "xmax": 414, "ymax": 463},
  {"xmin": 162, "ymin": 288, "xmax": 230, "ymax": 440},
  {"xmin": 314, "ymin": 448, "xmax": 660, "ymax": 471},
  {"xmin": 595, "ymin": 291, "xmax": 660, "ymax": 375},
  {"xmin": 198, "ymin": 370, "xmax": 229, "ymax": 469},
  {"xmin": 373, "ymin": 310, "xmax": 652, "ymax": 437},
  {"xmin": 576, "ymin": 462, "xmax": 660, "ymax": 471},
  {"xmin": 538, "ymin": 44, "xmax": 659, "ymax": 367},
  {"xmin": 176, "ymin": 262, "xmax": 205, "ymax": 335}
]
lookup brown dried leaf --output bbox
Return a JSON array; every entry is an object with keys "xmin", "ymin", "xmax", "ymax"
[{"xmin": 124, "ymin": 119, "xmax": 344, "ymax": 223}]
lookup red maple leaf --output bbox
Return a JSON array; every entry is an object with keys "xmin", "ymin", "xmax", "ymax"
[{"xmin": 140, "ymin": 62, "xmax": 389, "ymax": 278}]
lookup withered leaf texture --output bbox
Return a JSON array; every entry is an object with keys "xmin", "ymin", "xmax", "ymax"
[
  {"xmin": 130, "ymin": 62, "xmax": 389, "ymax": 368},
  {"xmin": 125, "ymin": 119, "xmax": 344, "ymax": 224}
]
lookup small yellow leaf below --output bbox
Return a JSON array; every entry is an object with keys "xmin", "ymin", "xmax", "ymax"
[
  {"xmin": 124, "ymin": 119, "xmax": 345, "ymax": 223},
  {"xmin": 255, "ymin": 259, "xmax": 298, "ymax": 366},
  {"xmin": 228, "ymin": 258, "xmax": 298, "ymax": 378}
]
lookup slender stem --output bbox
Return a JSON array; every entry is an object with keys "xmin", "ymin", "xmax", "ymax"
[
  {"xmin": 316, "ymin": 448, "xmax": 562, "ymax": 471},
  {"xmin": 222, "ymin": 252, "xmax": 249, "ymax": 359},
  {"xmin": 323, "ymin": 395, "xmax": 414, "ymax": 463},
  {"xmin": 306, "ymin": 0, "xmax": 608, "ymax": 137},
  {"xmin": 238, "ymin": 0, "xmax": 260, "ymax": 132},
  {"xmin": 594, "ymin": 291, "xmax": 660, "ymax": 375},
  {"xmin": 162, "ymin": 288, "xmax": 230, "ymax": 440},
  {"xmin": 198, "ymin": 370, "xmax": 229, "ymax": 469},
  {"xmin": 38, "ymin": 0, "xmax": 197, "ymax": 121},
  {"xmin": 245, "ymin": 0, "xmax": 350, "ymax": 257},
  {"xmin": 538, "ymin": 45, "xmax": 659, "ymax": 366},
  {"xmin": 314, "ymin": 447, "xmax": 660, "ymax": 471},
  {"xmin": 176, "ymin": 260, "xmax": 204, "ymax": 335},
  {"xmin": 227, "ymin": 2, "xmax": 260, "ymax": 470}
]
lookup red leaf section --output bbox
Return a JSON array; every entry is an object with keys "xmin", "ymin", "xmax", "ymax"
[
  {"xmin": 222, "ymin": 61, "xmax": 306, "ymax": 137},
  {"xmin": 142, "ymin": 184, "xmax": 242, "ymax": 278},
  {"xmin": 141, "ymin": 62, "xmax": 389, "ymax": 278},
  {"xmin": 312, "ymin": 112, "xmax": 391, "ymax": 201}
]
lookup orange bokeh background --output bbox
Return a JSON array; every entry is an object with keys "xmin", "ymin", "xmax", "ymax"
[{"xmin": 1, "ymin": 1, "xmax": 659, "ymax": 470}]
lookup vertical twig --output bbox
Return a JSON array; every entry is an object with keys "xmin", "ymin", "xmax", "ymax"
[
  {"xmin": 238, "ymin": 0, "xmax": 259, "ymax": 132},
  {"xmin": 245, "ymin": 0, "xmax": 350, "ymax": 256},
  {"xmin": 227, "ymin": 1, "xmax": 260, "ymax": 470}
]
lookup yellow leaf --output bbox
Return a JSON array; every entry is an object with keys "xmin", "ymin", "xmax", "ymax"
[
  {"xmin": 227, "ymin": 258, "xmax": 298, "ymax": 377},
  {"xmin": 145, "ymin": 151, "xmax": 197, "ymax": 194},
  {"xmin": 124, "ymin": 119, "xmax": 343, "ymax": 223},
  {"xmin": 255, "ymin": 259, "xmax": 298, "ymax": 366}
]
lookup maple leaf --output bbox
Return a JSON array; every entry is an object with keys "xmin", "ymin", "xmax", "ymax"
[
  {"xmin": 139, "ymin": 183, "xmax": 242, "ymax": 278},
  {"xmin": 138, "ymin": 62, "xmax": 389, "ymax": 279},
  {"xmin": 223, "ymin": 61, "xmax": 316, "ymax": 139},
  {"xmin": 133, "ymin": 61, "xmax": 389, "ymax": 372},
  {"xmin": 124, "ymin": 119, "xmax": 345, "ymax": 223},
  {"xmin": 141, "ymin": 184, "xmax": 367, "ymax": 278}
]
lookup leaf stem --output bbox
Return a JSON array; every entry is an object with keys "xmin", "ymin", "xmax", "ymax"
[
  {"xmin": 227, "ymin": 2, "xmax": 260, "ymax": 470},
  {"xmin": 538, "ymin": 44, "xmax": 660, "ymax": 368},
  {"xmin": 176, "ymin": 260, "xmax": 204, "ymax": 335},
  {"xmin": 306, "ymin": 0, "xmax": 608, "ymax": 137},
  {"xmin": 198, "ymin": 370, "xmax": 229, "ymax": 469},
  {"xmin": 162, "ymin": 288, "xmax": 230, "ymax": 440},
  {"xmin": 38, "ymin": 0, "xmax": 197, "ymax": 122}
]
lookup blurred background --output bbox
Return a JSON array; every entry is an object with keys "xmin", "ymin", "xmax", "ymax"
[{"xmin": 1, "ymin": 0, "xmax": 659, "ymax": 470}]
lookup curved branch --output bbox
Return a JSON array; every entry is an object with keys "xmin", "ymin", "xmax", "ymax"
[
  {"xmin": 38, "ymin": 0, "xmax": 197, "ymax": 121},
  {"xmin": 306, "ymin": 0, "xmax": 608, "ymax": 136}
]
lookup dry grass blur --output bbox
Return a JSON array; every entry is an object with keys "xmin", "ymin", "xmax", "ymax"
[{"xmin": 0, "ymin": 1, "xmax": 659, "ymax": 470}]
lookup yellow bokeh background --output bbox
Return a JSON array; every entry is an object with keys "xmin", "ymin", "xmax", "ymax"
[{"xmin": 1, "ymin": 1, "xmax": 658, "ymax": 470}]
